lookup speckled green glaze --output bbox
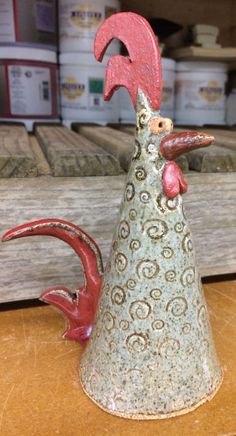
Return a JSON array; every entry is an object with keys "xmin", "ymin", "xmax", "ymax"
[{"xmin": 80, "ymin": 91, "xmax": 223, "ymax": 419}]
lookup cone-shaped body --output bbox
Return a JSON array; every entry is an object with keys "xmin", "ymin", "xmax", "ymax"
[{"xmin": 80, "ymin": 92, "xmax": 222, "ymax": 419}]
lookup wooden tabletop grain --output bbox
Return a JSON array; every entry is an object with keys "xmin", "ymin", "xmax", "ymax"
[{"xmin": 0, "ymin": 279, "xmax": 235, "ymax": 436}]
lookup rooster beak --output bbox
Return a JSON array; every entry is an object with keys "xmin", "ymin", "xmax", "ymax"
[{"xmin": 160, "ymin": 132, "xmax": 214, "ymax": 161}]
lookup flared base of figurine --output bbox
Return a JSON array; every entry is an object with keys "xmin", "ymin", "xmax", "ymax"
[{"xmin": 80, "ymin": 370, "xmax": 223, "ymax": 420}]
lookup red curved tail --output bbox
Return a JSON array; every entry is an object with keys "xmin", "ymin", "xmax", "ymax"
[{"xmin": 2, "ymin": 219, "xmax": 104, "ymax": 344}]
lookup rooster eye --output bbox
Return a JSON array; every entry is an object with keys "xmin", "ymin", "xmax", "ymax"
[{"xmin": 138, "ymin": 109, "xmax": 151, "ymax": 128}]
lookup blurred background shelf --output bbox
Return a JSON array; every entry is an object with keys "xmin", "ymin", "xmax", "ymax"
[{"xmin": 170, "ymin": 46, "xmax": 236, "ymax": 61}]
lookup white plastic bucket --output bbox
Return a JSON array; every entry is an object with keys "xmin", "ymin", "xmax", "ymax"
[
  {"xmin": 161, "ymin": 58, "xmax": 176, "ymax": 118},
  {"xmin": 0, "ymin": 46, "xmax": 59, "ymax": 130},
  {"xmin": 118, "ymin": 58, "xmax": 176, "ymax": 124},
  {"xmin": 59, "ymin": 0, "xmax": 120, "ymax": 54},
  {"xmin": 226, "ymin": 89, "xmax": 236, "ymax": 126},
  {"xmin": 59, "ymin": 52, "xmax": 119, "ymax": 125},
  {"xmin": 175, "ymin": 61, "xmax": 227, "ymax": 125},
  {"xmin": 0, "ymin": 0, "xmax": 57, "ymax": 50}
]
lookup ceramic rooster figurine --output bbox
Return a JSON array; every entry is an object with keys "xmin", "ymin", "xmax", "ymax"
[{"xmin": 3, "ymin": 12, "xmax": 222, "ymax": 419}]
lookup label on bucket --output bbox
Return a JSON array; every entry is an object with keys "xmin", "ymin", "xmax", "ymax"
[
  {"xmin": 8, "ymin": 65, "xmax": 52, "ymax": 115},
  {"xmin": 61, "ymin": 75, "xmax": 105, "ymax": 111},
  {"xmin": 60, "ymin": 3, "xmax": 103, "ymax": 39},
  {"xmin": 61, "ymin": 76, "xmax": 86, "ymax": 107},
  {"xmin": 0, "ymin": 0, "xmax": 15, "ymax": 42},
  {"xmin": 176, "ymin": 79, "xmax": 225, "ymax": 110},
  {"xmin": 88, "ymin": 78, "xmax": 104, "ymax": 109},
  {"xmin": 59, "ymin": 1, "xmax": 118, "ymax": 41},
  {"xmin": 35, "ymin": 0, "xmax": 55, "ymax": 33}
]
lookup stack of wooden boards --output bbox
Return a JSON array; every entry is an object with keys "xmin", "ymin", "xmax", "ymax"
[
  {"xmin": 0, "ymin": 123, "xmax": 236, "ymax": 177},
  {"xmin": 0, "ymin": 122, "xmax": 235, "ymax": 303}
]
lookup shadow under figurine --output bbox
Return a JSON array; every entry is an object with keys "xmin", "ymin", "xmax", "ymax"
[{"xmin": 2, "ymin": 12, "xmax": 223, "ymax": 420}]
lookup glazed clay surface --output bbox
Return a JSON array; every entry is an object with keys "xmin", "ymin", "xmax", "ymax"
[
  {"xmin": 2, "ymin": 11, "xmax": 222, "ymax": 421},
  {"xmin": 80, "ymin": 92, "xmax": 223, "ymax": 419}
]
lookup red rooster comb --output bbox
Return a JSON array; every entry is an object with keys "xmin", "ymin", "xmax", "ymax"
[{"xmin": 94, "ymin": 12, "xmax": 162, "ymax": 109}]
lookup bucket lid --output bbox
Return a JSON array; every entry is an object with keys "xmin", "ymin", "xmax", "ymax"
[
  {"xmin": 176, "ymin": 61, "xmax": 228, "ymax": 73},
  {"xmin": 162, "ymin": 58, "xmax": 176, "ymax": 70},
  {"xmin": 59, "ymin": 52, "xmax": 111, "ymax": 66},
  {"xmin": 0, "ymin": 46, "xmax": 57, "ymax": 63}
]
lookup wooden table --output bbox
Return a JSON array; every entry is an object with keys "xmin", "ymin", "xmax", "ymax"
[{"xmin": 0, "ymin": 279, "xmax": 235, "ymax": 436}]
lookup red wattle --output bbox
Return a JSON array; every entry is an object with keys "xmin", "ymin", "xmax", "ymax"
[{"xmin": 162, "ymin": 161, "xmax": 188, "ymax": 199}]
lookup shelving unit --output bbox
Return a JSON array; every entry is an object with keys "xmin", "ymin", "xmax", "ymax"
[
  {"xmin": 170, "ymin": 46, "xmax": 236, "ymax": 61},
  {"xmin": 121, "ymin": 0, "xmax": 236, "ymax": 49}
]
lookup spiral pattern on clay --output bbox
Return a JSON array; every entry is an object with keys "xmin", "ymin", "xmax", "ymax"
[
  {"xmin": 129, "ymin": 209, "xmax": 137, "ymax": 221},
  {"xmin": 136, "ymin": 260, "xmax": 160, "ymax": 279},
  {"xmin": 166, "ymin": 297, "xmax": 188, "ymax": 316},
  {"xmin": 111, "ymin": 286, "xmax": 126, "ymax": 305},
  {"xmin": 159, "ymin": 338, "xmax": 180, "ymax": 358},
  {"xmin": 152, "ymin": 319, "xmax": 164, "ymax": 330},
  {"xmin": 135, "ymin": 166, "xmax": 147, "ymax": 181},
  {"xmin": 161, "ymin": 247, "xmax": 174, "ymax": 259},
  {"xmin": 166, "ymin": 197, "xmax": 179, "ymax": 210},
  {"xmin": 102, "ymin": 311, "xmax": 115, "ymax": 331},
  {"xmin": 143, "ymin": 219, "xmax": 168, "ymax": 240},
  {"xmin": 103, "ymin": 283, "xmax": 110, "ymax": 295},
  {"xmin": 126, "ymin": 278, "xmax": 137, "ymax": 290},
  {"xmin": 155, "ymin": 155, "xmax": 164, "ymax": 171},
  {"xmin": 139, "ymin": 191, "xmax": 151, "ymax": 203},
  {"xmin": 126, "ymin": 333, "xmax": 148, "ymax": 353},
  {"xmin": 132, "ymin": 139, "xmax": 141, "ymax": 160},
  {"xmin": 198, "ymin": 305, "xmax": 209, "ymax": 334},
  {"xmin": 125, "ymin": 182, "xmax": 135, "ymax": 201},
  {"xmin": 165, "ymin": 270, "xmax": 176, "ymax": 282},
  {"xmin": 182, "ymin": 323, "xmax": 191, "ymax": 334},
  {"xmin": 115, "ymin": 252, "xmax": 128, "ymax": 272},
  {"xmin": 150, "ymin": 288, "xmax": 162, "ymax": 300},
  {"xmin": 181, "ymin": 267, "xmax": 195, "ymax": 286},
  {"xmin": 146, "ymin": 143, "xmax": 156, "ymax": 154},
  {"xmin": 182, "ymin": 232, "xmax": 193, "ymax": 254},
  {"xmin": 119, "ymin": 320, "xmax": 129, "ymax": 330},
  {"xmin": 156, "ymin": 194, "xmax": 179, "ymax": 213},
  {"xmin": 109, "ymin": 341, "xmax": 117, "ymax": 352},
  {"xmin": 129, "ymin": 300, "xmax": 151, "ymax": 320},
  {"xmin": 126, "ymin": 368, "xmax": 144, "ymax": 384},
  {"xmin": 118, "ymin": 220, "xmax": 130, "ymax": 239},
  {"xmin": 129, "ymin": 239, "xmax": 141, "ymax": 251},
  {"xmin": 174, "ymin": 222, "xmax": 184, "ymax": 233},
  {"xmin": 156, "ymin": 194, "xmax": 166, "ymax": 213}
]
